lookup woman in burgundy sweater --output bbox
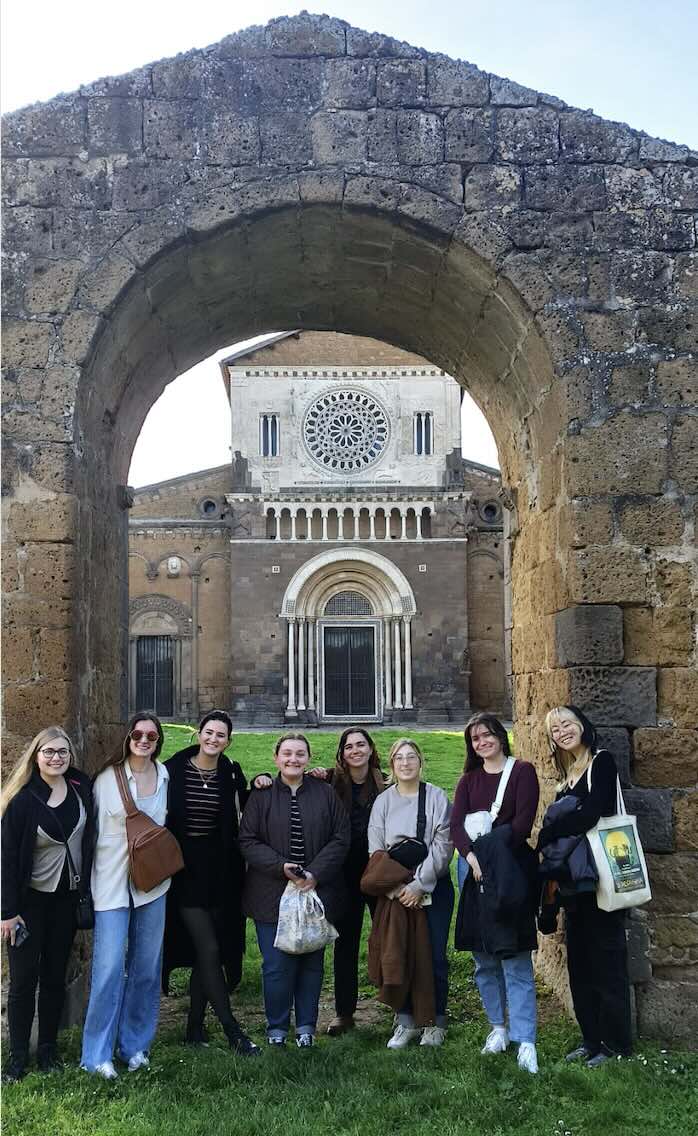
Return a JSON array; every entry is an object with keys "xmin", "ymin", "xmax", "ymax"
[{"xmin": 450, "ymin": 713, "xmax": 540, "ymax": 1074}]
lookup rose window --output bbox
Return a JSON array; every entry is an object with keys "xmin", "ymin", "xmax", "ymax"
[{"xmin": 302, "ymin": 389, "xmax": 389, "ymax": 473}]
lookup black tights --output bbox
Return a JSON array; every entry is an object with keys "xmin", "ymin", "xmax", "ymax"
[{"xmin": 179, "ymin": 906, "xmax": 235, "ymax": 1031}]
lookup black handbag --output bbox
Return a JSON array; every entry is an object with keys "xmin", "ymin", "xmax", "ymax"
[
  {"xmin": 388, "ymin": 782, "xmax": 429, "ymax": 870},
  {"xmin": 31, "ymin": 789, "xmax": 95, "ymax": 930}
]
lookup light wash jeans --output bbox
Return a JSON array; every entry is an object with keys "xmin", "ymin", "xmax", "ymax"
[
  {"xmin": 80, "ymin": 894, "xmax": 166, "ymax": 1069},
  {"xmin": 472, "ymin": 950, "xmax": 537, "ymax": 1043}
]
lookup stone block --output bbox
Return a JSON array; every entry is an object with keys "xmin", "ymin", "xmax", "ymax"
[
  {"xmin": 670, "ymin": 415, "xmax": 698, "ymax": 494},
  {"xmin": 555, "ymin": 604, "xmax": 623, "ymax": 666},
  {"xmin": 37, "ymin": 628, "xmax": 73, "ymax": 680},
  {"xmin": 143, "ymin": 99, "xmax": 198, "ymax": 159},
  {"xmin": 3, "ymin": 100, "xmax": 85, "ymax": 158},
  {"xmin": 624, "ymin": 606, "xmax": 693, "ymax": 667},
  {"xmin": 663, "ymin": 166, "xmax": 698, "ymax": 209},
  {"xmin": 322, "ymin": 59, "xmax": 376, "ymax": 108},
  {"xmin": 1, "ymin": 205, "xmax": 53, "ymax": 257},
  {"xmin": 674, "ymin": 252, "xmax": 698, "ymax": 298},
  {"xmin": 76, "ymin": 252, "xmax": 136, "ymax": 312},
  {"xmin": 3, "ymin": 680, "xmax": 73, "ymax": 735},
  {"xmin": 580, "ymin": 309, "xmax": 637, "ymax": 352},
  {"xmin": 266, "ymin": 12, "xmax": 346, "ymax": 56},
  {"xmin": 674, "ymin": 792, "xmax": 698, "ymax": 851},
  {"xmin": 2, "ymin": 592, "xmax": 72, "ymax": 631},
  {"xmin": 623, "ymin": 787, "xmax": 674, "ymax": 852},
  {"xmin": 617, "ymin": 498, "xmax": 684, "ymax": 545},
  {"xmin": 646, "ymin": 853, "xmax": 698, "ymax": 914},
  {"xmin": 638, "ymin": 306, "xmax": 698, "ymax": 353},
  {"xmin": 656, "ymin": 357, "xmax": 698, "ymax": 405},
  {"xmin": 523, "ymin": 164, "xmax": 607, "ymax": 212},
  {"xmin": 560, "ymin": 111, "xmax": 636, "ymax": 162},
  {"xmin": 1, "ymin": 626, "xmax": 34, "ymax": 681},
  {"xmin": 651, "ymin": 914, "xmax": 698, "ymax": 950},
  {"xmin": 376, "ymin": 60, "xmax": 426, "ymax": 106},
  {"xmin": 240, "ymin": 58, "xmax": 325, "ymax": 114},
  {"xmin": 297, "ymin": 171, "xmax": 345, "ymax": 203},
  {"xmin": 608, "ymin": 363, "xmax": 651, "ymax": 407},
  {"xmin": 636, "ymin": 978, "xmax": 698, "ymax": 1044},
  {"xmin": 464, "ymin": 165, "xmax": 521, "ymax": 211},
  {"xmin": 495, "ymin": 107, "xmax": 559, "ymax": 163},
  {"xmin": 568, "ymin": 665, "xmax": 657, "ymax": 727},
  {"xmin": 595, "ymin": 728, "xmax": 631, "ymax": 786},
  {"xmin": 567, "ymin": 546, "xmax": 648, "ymax": 605},
  {"xmin": 444, "ymin": 109, "xmax": 493, "ymax": 162},
  {"xmin": 346, "ymin": 28, "xmax": 422, "ymax": 58},
  {"xmin": 427, "ymin": 60, "xmax": 488, "ymax": 106},
  {"xmin": 611, "ymin": 251, "xmax": 674, "ymax": 304},
  {"xmin": 561, "ymin": 499, "xmax": 614, "ymax": 548},
  {"xmin": 24, "ymin": 259, "xmax": 83, "ymax": 315},
  {"xmin": 490, "ymin": 76, "xmax": 539, "ymax": 106},
  {"xmin": 634, "ymin": 728, "xmax": 698, "ymax": 788},
  {"xmin": 604, "ymin": 165, "xmax": 663, "ymax": 209},
  {"xmin": 311, "ymin": 111, "xmax": 368, "ymax": 164},
  {"xmin": 6, "ymin": 495, "xmax": 78, "ymax": 543},
  {"xmin": 260, "ymin": 112, "xmax": 312, "ymax": 164},
  {"xmin": 626, "ymin": 912, "xmax": 652, "ymax": 983},
  {"xmin": 120, "ymin": 206, "xmax": 186, "ymax": 268},
  {"xmin": 24, "ymin": 543, "xmax": 75, "ymax": 599},
  {"xmin": 565, "ymin": 412, "xmax": 668, "ymax": 496},
  {"xmin": 87, "ymin": 97, "xmax": 143, "ymax": 155},
  {"xmin": 200, "ymin": 104, "xmax": 260, "ymax": 165},
  {"xmin": 58, "ymin": 311, "xmax": 103, "ymax": 365},
  {"xmin": 647, "ymin": 208, "xmax": 696, "ymax": 252},
  {"xmin": 1, "ymin": 319, "xmax": 54, "ymax": 367},
  {"xmin": 395, "ymin": 111, "xmax": 444, "ymax": 165}
]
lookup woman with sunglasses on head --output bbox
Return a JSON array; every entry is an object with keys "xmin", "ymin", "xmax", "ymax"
[
  {"xmin": 309, "ymin": 727, "xmax": 388, "ymax": 1036},
  {"xmin": 450, "ymin": 713, "xmax": 540, "ymax": 1074},
  {"xmin": 80, "ymin": 713, "xmax": 171, "ymax": 1079},
  {"xmin": 367, "ymin": 738, "xmax": 454, "ymax": 1049},
  {"xmin": 162, "ymin": 710, "xmax": 259, "ymax": 1056},
  {"xmin": 537, "ymin": 705, "xmax": 632, "ymax": 1067},
  {"xmin": 1, "ymin": 727, "xmax": 94, "ymax": 1083}
]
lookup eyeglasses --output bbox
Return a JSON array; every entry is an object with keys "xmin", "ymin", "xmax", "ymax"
[
  {"xmin": 130, "ymin": 730, "xmax": 159, "ymax": 743},
  {"xmin": 39, "ymin": 747, "xmax": 69, "ymax": 759},
  {"xmin": 394, "ymin": 754, "xmax": 420, "ymax": 764}
]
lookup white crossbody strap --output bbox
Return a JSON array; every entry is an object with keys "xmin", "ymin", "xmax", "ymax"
[
  {"xmin": 586, "ymin": 756, "xmax": 625, "ymax": 815},
  {"xmin": 490, "ymin": 756, "xmax": 516, "ymax": 820}
]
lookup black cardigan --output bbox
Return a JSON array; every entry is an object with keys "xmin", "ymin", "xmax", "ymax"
[
  {"xmin": 162, "ymin": 747, "xmax": 250, "ymax": 994},
  {"xmin": 537, "ymin": 750, "xmax": 618, "ymax": 848},
  {"xmin": 1, "ymin": 767, "xmax": 95, "ymax": 920}
]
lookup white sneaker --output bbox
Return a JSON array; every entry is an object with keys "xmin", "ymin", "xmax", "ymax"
[
  {"xmin": 93, "ymin": 1061, "xmax": 118, "ymax": 1080},
  {"xmin": 127, "ymin": 1052, "xmax": 150, "ymax": 1072},
  {"xmin": 517, "ymin": 1042, "xmax": 539, "ymax": 1074},
  {"xmin": 387, "ymin": 1024, "xmax": 421, "ymax": 1049},
  {"xmin": 420, "ymin": 1026, "xmax": 446, "ymax": 1047},
  {"xmin": 481, "ymin": 1026, "xmax": 509, "ymax": 1055}
]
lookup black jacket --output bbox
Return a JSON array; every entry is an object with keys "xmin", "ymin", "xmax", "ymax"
[
  {"xmin": 1, "ymin": 767, "xmax": 95, "ymax": 920},
  {"xmin": 537, "ymin": 796, "xmax": 598, "ymax": 887},
  {"xmin": 162, "ymin": 747, "xmax": 250, "ymax": 993},
  {"xmin": 455, "ymin": 824, "xmax": 538, "ymax": 958},
  {"xmin": 239, "ymin": 775, "xmax": 351, "ymax": 924}
]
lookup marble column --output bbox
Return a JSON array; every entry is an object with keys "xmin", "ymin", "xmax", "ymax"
[
  {"xmin": 393, "ymin": 618, "xmax": 403, "ymax": 709},
  {"xmin": 383, "ymin": 619, "xmax": 393, "ymax": 709},
  {"xmin": 297, "ymin": 618, "xmax": 306, "ymax": 710},
  {"xmin": 403, "ymin": 617, "xmax": 413, "ymax": 709},
  {"xmin": 307, "ymin": 619, "xmax": 315, "ymax": 710},
  {"xmin": 286, "ymin": 618, "xmax": 297, "ymax": 715}
]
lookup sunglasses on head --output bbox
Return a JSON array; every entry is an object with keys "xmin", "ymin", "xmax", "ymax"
[{"xmin": 130, "ymin": 730, "xmax": 159, "ymax": 743}]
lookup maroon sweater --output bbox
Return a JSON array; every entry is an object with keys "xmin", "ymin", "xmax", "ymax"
[{"xmin": 450, "ymin": 760, "xmax": 540, "ymax": 857}]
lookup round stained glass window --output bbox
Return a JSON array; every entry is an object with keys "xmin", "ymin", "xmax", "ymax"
[{"xmin": 302, "ymin": 389, "xmax": 389, "ymax": 473}]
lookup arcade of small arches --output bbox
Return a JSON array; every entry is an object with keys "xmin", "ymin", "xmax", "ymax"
[{"xmin": 260, "ymin": 501, "xmax": 435, "ymax": 541}]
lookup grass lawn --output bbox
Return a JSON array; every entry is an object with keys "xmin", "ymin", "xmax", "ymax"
[{"xmin": 4, "ymin": 727, "xmax": 696, "ymax": 1135}]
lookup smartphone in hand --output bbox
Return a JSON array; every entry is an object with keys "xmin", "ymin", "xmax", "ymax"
[{"xmin": 13, "ymin": 923, "xmax": 30, "ymax": 947}]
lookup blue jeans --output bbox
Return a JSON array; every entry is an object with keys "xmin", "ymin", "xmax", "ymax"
[
  {"xmin": 398, "ymin": 873, "xmax": 454, "ymax": 1029},
  {"xmin": 255, "ymin": 922, "xmax": 325, "ymax": 1039},
  {"xmin": 472, "ymin": 950, "xmax": 537, "ymax": 1043},
  {"xmin": 80, "ymin": 895, "xmax": 166, "ymax": 1069}
]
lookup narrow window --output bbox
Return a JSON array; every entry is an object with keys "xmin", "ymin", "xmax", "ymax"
[
  {"xmin": 414, "ymin": 412, "xmax": 433, "ymax": 456},
  {"xmin": 260, "ymin": 414, "xmax": 280, "ymax": 457}
]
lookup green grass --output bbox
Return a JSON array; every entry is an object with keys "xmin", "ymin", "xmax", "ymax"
[{"xmin": 5, "ymin": 726, "xmax": 696, "ymax": 1135}]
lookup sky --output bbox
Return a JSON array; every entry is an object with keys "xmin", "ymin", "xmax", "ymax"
[{"xmin": 3, "ymin": 1, "xmax": 695, "ymax": 486}]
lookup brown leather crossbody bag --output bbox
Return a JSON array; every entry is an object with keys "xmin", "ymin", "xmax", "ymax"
[{"xmin": 114, "ymin": 764, "xmax": 184, "ymax": 892}]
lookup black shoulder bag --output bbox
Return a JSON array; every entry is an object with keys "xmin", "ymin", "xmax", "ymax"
[
  {"xmin": 31, "ymin": 790, "xmax": 95, "ymax": 930},
  {"xmin": 388, "ymin": 782, "xmax": 429, "ymax": 870}
]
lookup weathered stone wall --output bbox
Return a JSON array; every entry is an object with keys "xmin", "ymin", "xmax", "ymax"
[{"xmin": 2, "ymin": 13, "xmax": 696, "ymax": 1039}]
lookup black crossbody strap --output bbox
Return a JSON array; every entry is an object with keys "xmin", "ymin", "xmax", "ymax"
[
  {"xmin": 416, "ymin": 781, "xmax": 427, "ymax": 843},
  {"xmin": 30, "ymin": 788, "xmax": 83, "ymax": 886}
]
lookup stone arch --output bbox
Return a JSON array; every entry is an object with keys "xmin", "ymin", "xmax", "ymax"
[
  {"xmin": 128, "ymin": 594, "xmax": 192, "ymax": 637},
  {"xmin": 281, "ymin": 546, "xmax": 416, "ymax": 619},
  {"xmin": 3, "ymin": 14, "xmax": 696, "ymax": 1039}
]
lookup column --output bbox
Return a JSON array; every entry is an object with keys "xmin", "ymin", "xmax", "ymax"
[
  {"xmin": 416, "ymin": 509, "xmax": 423, "ymax": 539},
  {"xmin": 290, "ymin": 508, "xmax": 297, "ymax": 541},
  {"xmin": 400, "ymin": 509, "xmax": 407, "ymax": 540},
  {"xmin": 369, "ymin": 510, "xmax": 376, "ymax": 541},
  {"xmin": 383, "ymin": 618, "xmax": 393, "ymax": 709},
  {"xmin": 297, "ymin": 618, "xmax": 306, "ymax": 710},
  {"xmin": 272, "ymin": 507, "xmax": 279, "ymax": 540},
  {"xmin": 393, "ymin": 618, "xmax": 403, "ymax": 709},
  {"xmin": 321, "ymin": 510, "xmax": 328, "ymax": 541},
  {"xmin": 339, "ymin": 510, "xmax": 346, "ymax": 540},
  {"xmin": 307, "ymin": 619, "xmax": 315, "ymax": 710},
  {"xmin": 286, "ymin": 618, "xmax": 297, "ymax": 715},
  {"xmin": 191, "ymin": 570, "xmax": 200, "ymax": 722},
  {"xmin": 403, "ymin": 617, "xmax": 413, "ymax": 709}
]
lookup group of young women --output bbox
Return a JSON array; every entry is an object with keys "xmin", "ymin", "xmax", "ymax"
[{"xmin": 1, "ymin": 705, "xmax": 633, "ymax": 1081}]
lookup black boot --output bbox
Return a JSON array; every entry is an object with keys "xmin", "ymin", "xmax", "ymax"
[
  {"xmin": 37, "ymin": 1043, "xmax": 61, "ymax": 1072},
  {"xmin": 184, "ymin": 1016, "xmax": 209, "ymax": 1047},
  {"xmin": 224, "ymin": 1018, "xmax": 260, "ymax": 1057},
  {"xmin": 2, "ymin": 1051, "xmax": 28, "ymax": 1083}
]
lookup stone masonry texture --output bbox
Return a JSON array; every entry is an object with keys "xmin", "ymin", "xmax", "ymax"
[{"xmin": 2, "ymin": 13, "xmax": 697, "ymax": 1041}]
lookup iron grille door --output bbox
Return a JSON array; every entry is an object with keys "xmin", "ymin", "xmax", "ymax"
[
  {"xmin": 324, "ymin": 626, "xmax": 375, "ymax": 716},
  {"xmin": 135, "ymin": 636, "xmax": 173, "ymax": 716}
]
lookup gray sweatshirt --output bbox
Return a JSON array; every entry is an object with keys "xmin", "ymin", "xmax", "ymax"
[{"xmin": 367, "ymin": 782, "xmax": 453, "ymax": 895}]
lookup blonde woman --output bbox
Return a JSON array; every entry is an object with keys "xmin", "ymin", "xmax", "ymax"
[
  {"xmin": 367, "ymin": 738, "xmax": 453, "ymax": 1049},
  {"xmin": 537, "ymin": 705, "xmax": 632, "ymax": 1067},
  {"xmin": 1, "ymin": 727, "xmax": 94, "ymax": 1083}
]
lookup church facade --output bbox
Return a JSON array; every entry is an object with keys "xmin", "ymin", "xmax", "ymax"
[{"xmin": 128, "ymin": 332, "xmax": 508, "ymax": 726}]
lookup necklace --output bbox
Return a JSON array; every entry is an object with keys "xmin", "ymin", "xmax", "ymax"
[{"xmin": 189, "ymin": 758, "xmax": 217, "ymax": 789}]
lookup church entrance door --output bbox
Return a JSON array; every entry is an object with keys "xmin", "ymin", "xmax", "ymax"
[
  {"xmin": 135, "ymin": 635, "xmax": 174, "ymax": 717},
  {"xmin": 323, "ymin": 625, "xmax": 376, "ymax": 717}
]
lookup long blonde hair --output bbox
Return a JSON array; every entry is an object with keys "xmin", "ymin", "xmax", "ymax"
[
  {"xmin": 1, "ymin": 725, "xmax": 75, "ymax": 816},
  {"xmin": 387, "ymin": 737, "xmax": 424, "ymax": 785},
  {"xmin": 544, "ymin": 705, "xmax": 596, "ymax": 789}
]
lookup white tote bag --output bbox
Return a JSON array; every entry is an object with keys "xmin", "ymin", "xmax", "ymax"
[
  {"xmin": 585, "ymin": 764, "xmax": 652, "ymax": 912},
  {"xmin": 274, "ymin": 882, "xmax": 339, "ymax": 955}
]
